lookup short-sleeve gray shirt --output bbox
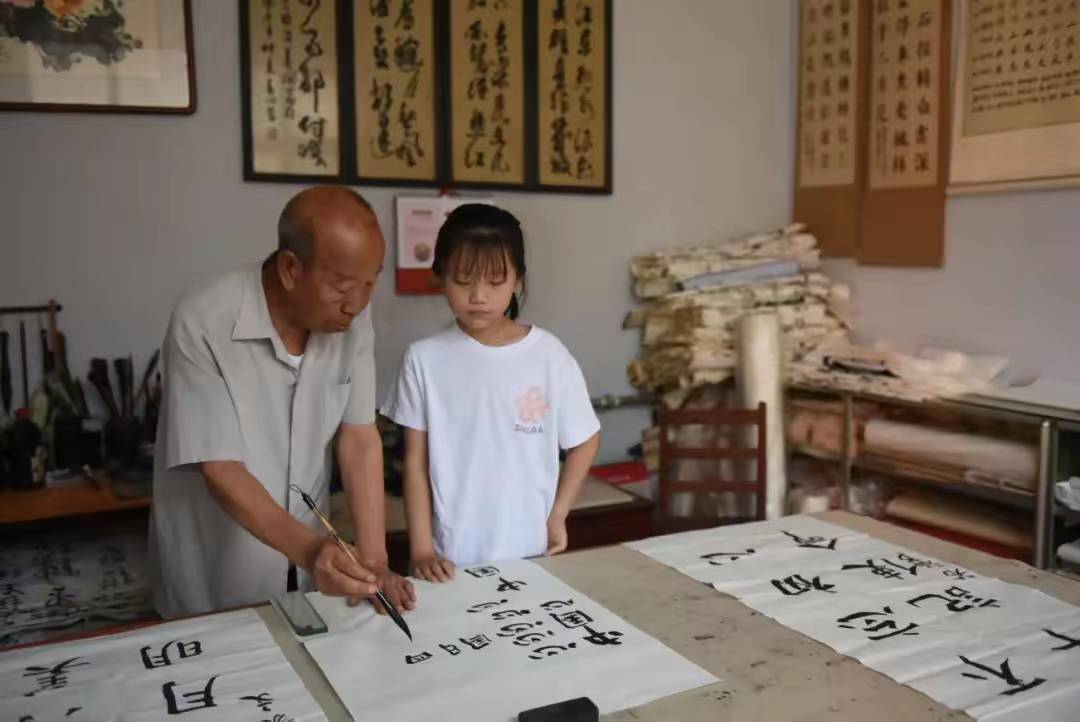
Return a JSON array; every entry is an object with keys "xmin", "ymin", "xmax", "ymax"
[{"xmin": 148, "ymin": 266, "xmax": 376, "ymax": 617}]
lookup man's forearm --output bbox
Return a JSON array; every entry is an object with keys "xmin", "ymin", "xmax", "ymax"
[
  {"xmin": 202, "ymin": 460, "xmax": 319, "ymax": 569},
  {"xmin": 338, "ymin": 424, "xmax": 388, "ymax": 565}
]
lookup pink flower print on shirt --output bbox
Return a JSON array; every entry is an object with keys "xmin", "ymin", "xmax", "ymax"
[{"xmin": 517, "ymin": 387, "xmax": 550, "ymax": 424}]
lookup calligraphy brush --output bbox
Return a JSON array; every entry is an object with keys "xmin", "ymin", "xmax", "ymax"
[{"xmin": 289, "ymin": 484, "xmax": 413, "ymax": 641}]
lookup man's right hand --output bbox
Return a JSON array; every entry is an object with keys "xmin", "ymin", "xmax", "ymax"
[
  {"xmin": 411, "ymin": 555, "xmax": 456, "ymax": 583},
  {"xmin": 306, "ymin": 538, "xmax": 379, "ymax": 598}
]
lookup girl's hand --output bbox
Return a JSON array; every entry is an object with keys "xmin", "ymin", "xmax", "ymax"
[
  {"xmin": 412, "ymin": 556, "xmax": 456, "ymax": 582},
  {"xmin": 546, "ymin": 515, "xmax": 568, "ymax": 556}
]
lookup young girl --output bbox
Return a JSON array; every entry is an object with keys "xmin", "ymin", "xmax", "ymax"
[{"xmin": 381, "ymin": 204, "xmax": 601, "ymax": 581}]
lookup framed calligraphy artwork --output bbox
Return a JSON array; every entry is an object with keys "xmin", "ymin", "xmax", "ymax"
[
  {"xmin": 793, "ymin": 0, "xmax": 870, "ymax": 257},
  {"xmin": 241, "ymin": 0, "xmax": 345, "ymax": 181},
  {"xmin": 535, "ymin": 0, "xmax": 612, "ymax": 193},
  {"xmin": 859, "ymin": 0, "xmax": 950, "ymax": 267},
  {"xmin": 950, "ymin": 0, "xmax": 1080, "ymax": 193},
  {"xmin": 0, "ymin": 0, "xmax": 195, "ymax": 113},
  {"xmin": 447, "ymin": 0, "xmax": 529, "ymax": 188},
  {"xmin": 353, "ymin": 0, "xmax": 442, "ymax": 184}
]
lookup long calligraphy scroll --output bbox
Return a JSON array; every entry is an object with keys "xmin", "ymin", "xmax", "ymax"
[
  {"xmin": 354, "ymin": 0, "xmax": 441, "ymax": 183},
  {"xmin": 794, "ymin": 0, "xmax": 870, "ymax": 258},
  {"xmin": 448, "ymin": 0, "xmax": 528, "ymax": 187},
  {"xmin": 950, "ymin": 0, "xmax": 1080, "ymax": 192},
  {"xmin": 859, "ymin": 0, "xmax": 950, "ymax": 267},
  {"xmin": 242, "ymin": 0, "xmax": 343, "ymax": 180},
  {"xmin": 536, "ymin": 0, "xmax": 611, "ymax": 192}
]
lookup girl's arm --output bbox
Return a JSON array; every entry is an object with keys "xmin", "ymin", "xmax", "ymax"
[
  {"xmin": 547, "ymin": 431, "xmax": 601, "ymax": 555},
  {"xmin": 403, "ymin": 427, "xmax": 455, "ymax": 582}
]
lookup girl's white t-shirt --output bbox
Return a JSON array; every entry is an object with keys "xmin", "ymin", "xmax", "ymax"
[{"xmin": 381, "ymin": 324, "xmax": 601, "ymax": 565}]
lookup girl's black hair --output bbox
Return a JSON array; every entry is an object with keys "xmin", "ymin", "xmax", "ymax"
[{"xmin": 432, "ymin": 203, "xmax": 527, "ymax": 320}]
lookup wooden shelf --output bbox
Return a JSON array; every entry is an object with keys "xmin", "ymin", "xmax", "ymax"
[{"xmin": 0, "ymin": 474, "xmax": 150, "ymax": 525}]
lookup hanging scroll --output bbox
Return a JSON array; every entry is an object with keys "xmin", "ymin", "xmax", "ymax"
[
  {"xmin": 950, "ymin": 0, "xmax": 1080, "ymax": 192},
  {"xmin": 859, "ymin": 0, "xmax": 950, "ymax": 267},
  {"xmin": 354, "ymin": 0, "xmax": 441, "ymax": 183},
  {"xmin": 794, "ymin": 0, "xmax": 870, "ymax": 258},
  {"xmin": 241, "ymin": 0, "xmax": 343, "ymax": 180},
  {"xmin": 448, "ymin": 0, "xmax": 528, "ymax": 187},
  {"xmin": 536, "ymin": 0, "xmax": 611, "ymax": 192}
]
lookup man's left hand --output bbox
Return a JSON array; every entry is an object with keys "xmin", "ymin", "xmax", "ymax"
[{"xmin": 348, "ymin": 563, "xmax": 417, "ymax": 614}]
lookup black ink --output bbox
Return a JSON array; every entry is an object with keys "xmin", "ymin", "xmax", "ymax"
[
  {"xmin": 405, "ymin": 652, "xmax": 433, "ymax": 664},
  {"xmin": 580, "ymin": 625, "xmax": 624, "ymax": 646},
  {"xmin": 239, "ymin": 692, "xmax": 274, "ymax": 712},
  {"xmin": 550, "ymin": 609, "xmax": 594, "ymax": 629},
  {"xmin": 837, "ymin": 606, "xmax": 920, "ymax": 641},
  {"xmin": 908, "ymin": 586, "xmax": 1000, "ymax": 613},
  {"xmin": 162, "ymin": 676, "xmax": 220, "ymax": 715},
  {"xmin": 465, "ymin": 566, "xmax": 499, "ymax": 579},
  {"xmin": 781, "ymin": 530, "xmax": 838, "ymax": 550},
  {"xmin": 771, "ymin": 574, "xmax": 836, "ymax": 596},
  {"xmin": 528, "ymin": 643, "xmax": 578, "ymax": 660},
  {"xmin": 701, "ymin": 549, "xmax": 756, "ymax": 567},
  {"xmin": 1044, "ymin": 628, "xmax": 1080, "ymax": 651},
  {"xmin": 141, "ymin": 640, "xmax": 203, "ymax": 670},
  {"xmin": 496, "ymin": 577, "xmax": 527, "ymax": 593},
  {"xmin": 498, "ymin": 621, "xmax": 545, "ymax": 637},
  {"xmin": 540, "ymin": 599, "xmax": 575, "ymax": 610},
  {"xmin": 959, "ymin": 656, "xmax": 1046, "ymax": 696},
  {"xmin": 460, "ymin": 634, "xmax": 493, "ymax": 650},
  {"xmin": 467, "ymin": 599, "xmax": 509, "ymax": 613},
  {"xmin": 439, "ymin": 643, "xmax": 462, "ymax": 656},
  {"xmin": 22, "ymin": 657, "xmax": 89, "ymax": 697},
  {"xmin": 491, "ymin": 609, "xmax": 531, "ymax": 621}
]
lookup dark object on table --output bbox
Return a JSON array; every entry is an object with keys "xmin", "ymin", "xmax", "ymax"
[
  {"xmin": 88, "ymin": 358, "xmax": 120, "ymax": 418},
  {"xmin": 80, "ymin": 426, "xmax": 103, "ymax": 469},
  {"xmin": 53, "ymin": 415, "xmax": 84, "ymax": 470},
  {"xmin": 105, "ymin": 417, "xmax": 143, "ymax": 466},
  {"xmin": 18, "ymin": 320, "xmax": 28, "ymax": 408},
  {"xmin": 10, "ymin": 416, "xmax": 43, "ymax": 489},
  {"xmin": 1, "ymin": 330, "xmax": 11, "ymax": 415},
  {"xmin": 518, "ymin": 697, "xmax": 599, "ymax": 722}
]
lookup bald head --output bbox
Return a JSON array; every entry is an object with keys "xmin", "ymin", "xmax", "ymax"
[
  {"xmin": 271, "ymin": 186, "xmax": 386, "ymax": 334},
  {"xmin": 278, "ymin": 186, "xmax": 379, "ymax": 267}
]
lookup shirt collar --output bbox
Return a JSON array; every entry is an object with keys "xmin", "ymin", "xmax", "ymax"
[{"xmin": 232, "ymin": 266, "xmax": 275, "ymax": 342}]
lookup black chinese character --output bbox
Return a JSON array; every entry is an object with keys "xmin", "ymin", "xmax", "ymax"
[
  {"xmin": 467, "ymin": 599, "xmax": 509, "ymax": 613},
  {"xmin": 491, "ymin": 609, "xmax": 531, "ymax": 621},
  {"xmin": 22, "ymin": 657, "xmax": 89, "ymax": 697},
  {"xmin": 162, "ymin": 676, "xmax": 220, "ymax": 714},
  {"xmin": 771, "ymin": 574, "xmax": 836, "ymax": 596},
  {"xmin": 1044, "ymin": 628, "xmax": 1080, "ymax": 651},
  {"xmin": 496, "ymin": 577, "xmax": 527, "ymax": 592},
  {"xmin": 580, "ymin": 625, "xmax": 624, "ymax": 646},
  {"xmin": 141, "ymin": 640, "xmax": 203, "ymax": 670},
  {"xmin": 540, "ymin": 599, "xmax": 575, "ymax": 610},
  {"xmin": 960, "ymin": 656, "xmax": 1046, "ymax": 696},
  {"xmin": 908, "ymin": 586, "xmax": 999, "ymax": 613},
  {"xmin": 405, "ymin": 652, "xmax": 433, "ymax": 664},
  {"xmin": 550, "ymin": 609, "xmax": 594, "ymax": 629},
  {"xmin": 700, "ymin": 549, "xmax": 756, "ymax": 567},
  {"xmin": 440, "ymin": 643, "xmax": 462, "ymax": 656},
  {"xmin": 528, "ymin": 643, "xmax": 578, "ymax": 660},
  {"xmin": 837, "ymin": 606, "xmax": 920, "ymax": 641},
  {"xmin": 498, "ymin": 621, "xmax": 545, "ymax": 637},
  {"xmin": 460, "ymin": 634, "xmax": 493, "ymax": 650},
  {"xmin": 465, "ymin": 566, "xmax": 499, "ymax": 579},
  {"xmin": 239, "ymin": 693, "xmax": 273, "ymax": 712},
  {"xmin": 781, "ymin": 530, "xmax": 839, "ymax": 550}
]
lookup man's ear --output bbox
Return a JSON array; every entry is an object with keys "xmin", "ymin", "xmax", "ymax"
[{"xmin": 277, "ymin": 251, "xmax": 304, "ymax": 292}]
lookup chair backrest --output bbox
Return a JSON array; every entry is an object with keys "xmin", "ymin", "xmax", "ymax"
[{"xmin": 657, "ymin": 402, "xmax": 768, "ymax": 522}]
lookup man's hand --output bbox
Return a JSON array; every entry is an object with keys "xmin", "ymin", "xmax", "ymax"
[
  {"xmin": 411, "ymin": 556, "xmax": 456, "ymax": 583},
  {"xmin": 546, "ymin": 514, "xmax": 568, "ymax": 556},
  {"xmin": 306, "ymin": 539, "xmax": 379, "ymax": 598},
  {"xmin": 348, "ymin": 563, "xmax": 417, "ymax": 614}
]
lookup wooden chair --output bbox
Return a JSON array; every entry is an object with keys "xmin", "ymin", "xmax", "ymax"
[{"xmin": 656, "ymin": 402, "xmax": 767, "ymax": 533}]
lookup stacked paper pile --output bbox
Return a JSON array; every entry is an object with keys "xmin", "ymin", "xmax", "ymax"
[{"xmin": 625, "ymin": 223, "xmax": 850, "ymax": 404}]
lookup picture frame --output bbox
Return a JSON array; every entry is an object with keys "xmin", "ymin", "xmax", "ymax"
[
  {"xmin": 0, "ymin": 0, "xmax": 196, "ymax": 114},
  {"xmin": 534, "ymin": 0, "xmax": 612, "ymax": 194},
  {"xmin": 240, "ymin": 0, "xmax": 345, "ymax": 182},
  {"xmin": 948, "ymin": 0, "xmax": 1080, "ymax": 195}
]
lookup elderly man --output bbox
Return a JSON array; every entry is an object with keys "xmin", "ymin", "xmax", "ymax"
[{"xmin": 149, "ymin": 186, "xmax": 415, "ymax": 618}]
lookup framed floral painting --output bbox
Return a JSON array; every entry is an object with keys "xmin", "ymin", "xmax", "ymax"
[{"xmin": 0, "ymin": 0, "xmax": 195, "ymax": 113}]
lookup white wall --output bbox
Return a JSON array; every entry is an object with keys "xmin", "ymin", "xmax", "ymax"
[
  {"xmin": 0, "ymin": 0, "xmax": 798, "ymax": 462},
  {"xmin": 824, "ymin": 187, "xmax": 1080, "ymax": 385}
]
